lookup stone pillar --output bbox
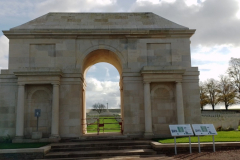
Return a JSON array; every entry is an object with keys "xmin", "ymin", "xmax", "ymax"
[
  {"xmin": 15, "ymin": 84, "xmax": 25, "ymax": 138},
  {"xmin": 51, "ymin": 84, "xmax": 60, "ymax": 138},
  {"xmin": 82, "ymin": 86, "xmax": 87, "ymax": 134},
  {"xmin": 120, "ymin": 86, "xmax": 124, "ymax": 132},
  {"xmin": 176, "ymin": 82, "xmax": 185, "ymax": 124},
  {"xmin": 144, "ymin": 82, "xmax": 153, "ymax": 136}
]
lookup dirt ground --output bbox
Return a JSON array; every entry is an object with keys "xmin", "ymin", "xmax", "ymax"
[
  {"xmin": 87, "ymin": 149, "xmax": 240, "ymax": 160},
  {"xmin": 170, "ymin": 149, "xmax": 240, "ymax": 160}
]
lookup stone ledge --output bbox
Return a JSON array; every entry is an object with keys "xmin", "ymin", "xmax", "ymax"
[
  {"xmin": 12, "ymin": 138, "xmax": 60, "ymax": 143},
  {"xmin": 0, "ymin": 145, "xmax": 51, "ymax": 154},
  {"xmin": 151, "ymin": 141, "xmax": 240, "ymax": 149}
]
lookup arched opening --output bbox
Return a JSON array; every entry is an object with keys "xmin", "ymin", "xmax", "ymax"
[{"xmin": 82, "ymin": 49, "xmax": 123, "ymax": 135}]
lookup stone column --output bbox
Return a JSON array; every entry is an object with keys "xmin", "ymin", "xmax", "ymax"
[
  {"xmin": 15, "ymin": 84, "xmax": 25, "ymax": 138},
  {"xmin": 51, "ymin": 84, "xmax": 60, "ymax": 138},
  {"xmin": 144, "ymin": 82, "xmax": 153, "ymax": 136},
  {"xmin": 82, "ymin": 85, "xmax": 87, "ymax": 134},
  {"xmin": 120, "ymin": 87, "xmax": 124, "ymax": 132},
  {"xmin": 176, "ymin": 82, "xmax": 185, "ymax": 124}
]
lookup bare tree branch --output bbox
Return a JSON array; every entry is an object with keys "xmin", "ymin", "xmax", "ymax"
[
  {"xmin": 216, "ymin": 75, "xmax": 236, "ymax": 110},
  {"xmin": 204, "ymin": 78, "xmax": 218, "ymax": 111},
  {"xmin": 92, "ymin": 103, "xmax": 106, "ymax": 114},
  {"xmin": 227, "ymin": 58, "xmax": 240, "ymax": 95},
  {"xmin": 199, "ymin": 81, "xmax": 209, "ymax": 111}
]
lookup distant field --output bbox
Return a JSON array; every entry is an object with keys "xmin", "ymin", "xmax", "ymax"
[{"xmin": 87, "ymin": 117, "xmax": 121, "ymax": 133}]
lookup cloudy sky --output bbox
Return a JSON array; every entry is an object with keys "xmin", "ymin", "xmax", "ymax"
[{"xmin": 1, "ymin": 0, "xmax": 240, "ymax": 109}]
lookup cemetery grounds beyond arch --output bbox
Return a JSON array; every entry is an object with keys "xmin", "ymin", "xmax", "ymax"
[{"xmin": 80, "ymin": 47, "xmax": 124, "ymax": 134}]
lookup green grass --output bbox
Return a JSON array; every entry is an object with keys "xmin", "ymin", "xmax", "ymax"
[
  {"xmin": 155, "ymin": 131, "xmax": 240, "ymax": 143},
  {"xmin": 0, "ymin": 143, "xmax": 50, "ymax": 149},
  {"xmin": 87, "ymin": 117, "xmax": 121, "ymax": 133}
]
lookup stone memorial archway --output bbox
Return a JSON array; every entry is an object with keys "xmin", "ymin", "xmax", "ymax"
[{"xmin": 0, "ymin": 12, "xmax": 201, "ymax": 141}]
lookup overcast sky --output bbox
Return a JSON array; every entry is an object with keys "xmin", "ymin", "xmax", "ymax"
[{"xmin": 1, "ymin": 0, "xmax": 240, "ymax": 109}]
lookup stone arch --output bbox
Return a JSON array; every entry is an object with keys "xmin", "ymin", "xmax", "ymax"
[
  {"xmin": 82, "ymin": 49, "xmax": 123, "ymax": 79},
  {"xmin": 150, "ymin": 84, "xmax": 176, "ymax": 136},
  {"xmin": 151, "ymin": 84, "xmax": 173, "ymax": 99},
  {"xmin": 28, "ymin": 86, "xmax": 52, "ymax": 100},
  {"xmin": 25, "ymin": 85, "xmax": 52, "ymax": 138},
  {"xmin": 76, "ymin": 44, "xmax": 127, "ymax": 71}
]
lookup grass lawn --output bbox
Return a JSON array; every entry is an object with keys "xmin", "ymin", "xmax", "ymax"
[
  {"xmin": 155, "ymin": 130, "xmax": 240, "ymax": 143},
  {"xmin": 87, "ymin": 117, "xmax": 121, "ymax": 133},
  {"xmin": 0, "ymin": 143, "xmax": 50, "ymax": 149}
]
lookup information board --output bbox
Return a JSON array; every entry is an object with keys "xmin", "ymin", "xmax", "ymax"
[
  {"xmin": 169, "ymin": 124, "xmax": 194, "ymax": 136},
  {"xmin": 34, "ymin": 109, "xmax": 41, "ymax": 117},
  {"xmin": 192, "ymin": 124, "xmax": 217, "ymax": 135}
]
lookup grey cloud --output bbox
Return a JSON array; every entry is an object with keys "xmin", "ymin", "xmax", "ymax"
[
  {"xmin": 86, "ymin": 78, "xmax": 120, "ymax": 109},
  {"xmin": 33, "ymin": 0, "xmax": 120, "ymax": 18},
  {"xmin": 130, "ymin": 0, "xmax": 240, "ymax": 46},
  {"xmin": 2, "ymin": 0, "xmax": 240, "ymax": 47},
  {"xmin": 117, "ymin": 0, "xmax": 136, "ymax": 11}
]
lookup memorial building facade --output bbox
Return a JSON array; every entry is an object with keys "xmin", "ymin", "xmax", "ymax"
[{"xmin": 0, "ymin": 12, "xmax": 201, "ymax": 140}]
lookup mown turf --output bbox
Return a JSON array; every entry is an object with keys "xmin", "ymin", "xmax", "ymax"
[
  {"xmin": 0, "ymin": 143, "xmax": 50, "ymax": 149},
  {"xmin": 87, "ymin": 117, "xmax": 121, "ymax": 133},
  {"xmin": 155, "ymin": 130, "xmax": 240, "ymax": 143}
]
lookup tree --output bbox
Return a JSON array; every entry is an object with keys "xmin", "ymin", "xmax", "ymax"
[
  {"xmin": 92, "ymin": 103, "xmax": 106, "ymax": 114},
  {"xmin": 199, "ymin": 82, "xmax": 209, "ymax": 111},
  {"xmin": 227, "ymin": 58, "xmax": 240, "ymax": 101},
  {"xmin": 205, "ymin": 79, "xmax": 218, "ymax": 111},
  {"xmin": 216, "ymin": 75, "xmax": 236, "ymax": 110}
]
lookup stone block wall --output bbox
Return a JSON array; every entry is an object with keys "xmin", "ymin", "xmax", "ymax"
[
  {"xmin": 182, "ymin": 68, "xmax": 202, "ymax": 124},
  {"xmin": 202, "ymin": 111, "xmax": 240, "ymax": 130},
  {"xmin": 59, "ymin": 83, "xmax": 82, "ymax": 137},
  {"xmin": 0, "ymin": 72, "xmax": 18, "ymax": 137},
  {"xmin": 123, "ymin": 77, "xmax": 145, "ymax": 135},
  {"xmin": 9, "ymin": 39, "xmax": 76, "ymax": 69}
]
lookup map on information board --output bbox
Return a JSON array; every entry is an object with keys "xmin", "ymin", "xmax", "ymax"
[
  {"xmin": 192, "ymin": 124, "xmax": 217, "ymax": 135},
  {"xmin": 169, "ymin": 124, "xmax": 194, "ymax": 136}
]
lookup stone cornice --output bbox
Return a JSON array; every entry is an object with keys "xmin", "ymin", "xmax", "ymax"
[
  {"xmin": 3, "ymin": 29, "xmax": 196, "ymax": 39},
  {"xmin": 141, "ymin": 69, "xmax": 186, "ymax": 74},
  {"xmin": 141, "ymin": 66, "xmax": 186, "ymax": 75},
  {"xmin": 141, "ymin": 66, "xmax": 186, "ymax": 83},
  {"xmin": 14, "ymin": 71, "xmax": 63, "ymax": 77}
]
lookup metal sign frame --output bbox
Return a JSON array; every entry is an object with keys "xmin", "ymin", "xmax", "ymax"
[
  {"xmin": 192, "ymin": 124, "xmax": 217, "ymax": 152},
  {"xmin": 34, "ymin": 109, "xmax": 41, "ymax": 131},
  {"xmin": 169, "ymin": 124, "xmax": 194, "ymax": 154}
]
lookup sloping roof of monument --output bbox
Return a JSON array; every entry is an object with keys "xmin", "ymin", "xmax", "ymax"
[{"xmin": 10, "ymin": 12, "xmax": 188, "ymax": 30}]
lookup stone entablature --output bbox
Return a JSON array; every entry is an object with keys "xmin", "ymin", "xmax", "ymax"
[{"xmin": 0, "ymin": 12, "xmax": 201, "ymax": 139}]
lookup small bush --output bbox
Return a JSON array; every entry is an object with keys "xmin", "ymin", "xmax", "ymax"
[
  {"xmin": 0, "ymin": 135, "xmax": 12, "ymax": 143},
  {"xmin": 222, "ymin": 127, "xmax": 235, "ymax": 131},
  {"xmin": 216, "ymin": 126, "xmax": 222, "ymax": 131}
]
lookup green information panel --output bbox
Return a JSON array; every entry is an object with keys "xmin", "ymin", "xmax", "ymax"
[
  {"xmin": 169, "ymin": 124, "xmax": 194, "ymax": 136},
  {"xmin": 192, "ymin": 124, "xmax": 217, "ymax": 135}
]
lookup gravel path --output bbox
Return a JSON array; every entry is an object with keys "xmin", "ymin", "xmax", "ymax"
[
  {"xmin": 170, "ymin": 149, "xmax": 240, "ymax": 160},
  {"xmin": 83, "ymin": 149, "xmax": 240, "ymax": 160}
]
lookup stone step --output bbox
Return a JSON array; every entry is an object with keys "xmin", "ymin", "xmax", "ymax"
[
  {"xmin": 51, "ymin": 140, "xmax": 151, "ymax": 149},
  {"xmin": 36, "ymin": 154, "xmax": 170, "ymax": 160},
  {"xmin": 60, "ymin": 134, "xmax": 130, "ymax": 142},
  {"xmin": 50, "ymin": 145, "xmax": 152, "ymax": 152},
  {"xmin": 44, "ymin": 149, "xmax": 157, "ymax": 159}
]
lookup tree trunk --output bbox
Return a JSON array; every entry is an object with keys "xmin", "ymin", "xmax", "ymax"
[
  {"xmin": 212, "ymin": 104, "xmax": 215, "ymax": 111},
  {"xmin": 226, "ymin": 105, "xmax": 229, "ymax": 110}
]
